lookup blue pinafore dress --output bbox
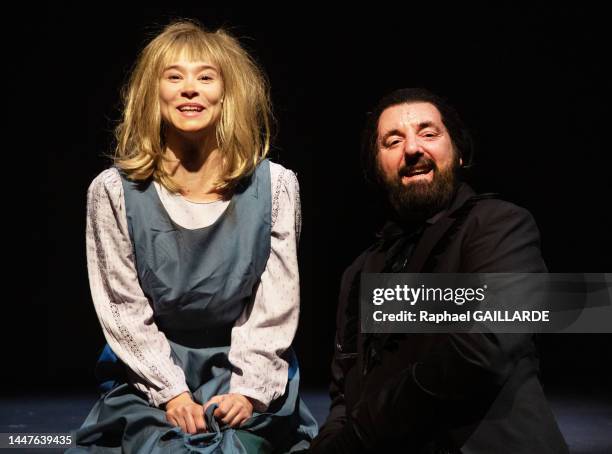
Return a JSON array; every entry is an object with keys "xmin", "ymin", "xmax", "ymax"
[{"xmin": 70, "ymin": 160, "xmax": 317, "ymax": 453}]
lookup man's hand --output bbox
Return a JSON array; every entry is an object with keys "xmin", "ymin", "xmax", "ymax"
[
  {"xmin": 203, "ymin": 393, "xmax": 254, "ymax": 428},
  {"xmin": 165, "ymin": 392, "xmax": 206, "ymax": 434}
]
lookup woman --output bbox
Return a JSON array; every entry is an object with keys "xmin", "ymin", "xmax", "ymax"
[{"xmin": 70, "ymin": 20, "xmax": 316, "ymax": 453}]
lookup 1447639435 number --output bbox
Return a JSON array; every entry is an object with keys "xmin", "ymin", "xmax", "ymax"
[{"xmin": 2, "ymin": 433, "xmax": 73, "ymax": 448}]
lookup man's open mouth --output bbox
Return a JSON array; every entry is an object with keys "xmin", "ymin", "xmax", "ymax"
[{"xmin": 403, "ymin": 165, "xmax": 433, "ymax": 177}]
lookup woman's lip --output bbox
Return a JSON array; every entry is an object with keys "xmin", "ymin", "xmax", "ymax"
[
  {"xmin": 177, "ymin": 107, "xmax": 204, "ymax": 117},
  {"xmin": 177, "ymin": 103, "xmax": 205, "ymax": 109}
]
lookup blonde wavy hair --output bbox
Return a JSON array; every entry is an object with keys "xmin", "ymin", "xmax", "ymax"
[{"xmin": 113, "ymin": 19, "xmax": 273, "ymax": 193}]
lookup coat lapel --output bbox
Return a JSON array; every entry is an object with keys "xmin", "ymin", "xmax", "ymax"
[
  {"xmin": 405, "ymin": 183, "xmax": 476, "ymax": 272},
  {"xmin": 405, "ymin": 217, "xmax": 456, "ymax": 272}
]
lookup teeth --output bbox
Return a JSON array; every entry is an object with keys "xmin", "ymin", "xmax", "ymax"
[
  {"xmin": 179, "ymin": 107, "xmax": 202, "ymax": 112},
  {"xmin": 407, "ymin": 168, "xmax": 431, "ymax": 176}
]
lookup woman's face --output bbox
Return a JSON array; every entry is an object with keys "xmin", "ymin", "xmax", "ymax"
[{"xmin": 159, "ymin": 59, "xmax": 224, "ymax": 137}]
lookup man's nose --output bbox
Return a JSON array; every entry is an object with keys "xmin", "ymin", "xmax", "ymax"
[{"xmin": 403, "ymin": 133, "xmax": 422, "ymax": 156}]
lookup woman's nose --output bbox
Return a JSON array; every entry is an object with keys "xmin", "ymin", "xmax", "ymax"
[
  {"xmin": 181, "ymin": 78, "xmax": 199, "ymax": 98},
  {"xmin": 181, "ymin": 88, "xmax": 199, "ymax": 99}
]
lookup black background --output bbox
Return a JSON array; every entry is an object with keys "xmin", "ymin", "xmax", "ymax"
[{"xmin": 19, "ymin": 4, "xmax": 611, "ymax": 394}]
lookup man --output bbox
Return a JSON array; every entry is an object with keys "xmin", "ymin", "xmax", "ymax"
[{"xmin": 310, "ymin": 89, "xmax": 568, "ymax": 453}]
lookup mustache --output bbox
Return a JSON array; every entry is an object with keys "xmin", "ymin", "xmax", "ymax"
[{"xmin": 398, "ymin": 156, "xmax": 437, "ymax": 178}]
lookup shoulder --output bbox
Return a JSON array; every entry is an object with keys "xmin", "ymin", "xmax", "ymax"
[
  {"xmin": 267, "ymin": 161, "xmax": 301, "ymax": 231},
  {"xmin": 454, "ymin": 196, "xmax": 546, "ymax": 272},
  {"xmin": 87, "ymin": 167, "xmax": 123, "ymax": 206},
  {"xmin": 268, "ymin": 161, "xmax": 299, "ymax": 196},
  {"xmin": 462, "ymin": 197, "xmax": 539, "ymax": 234},
  {"xmin": 268, "ymin": 161, "xmax": 300, "ymax": 213}
]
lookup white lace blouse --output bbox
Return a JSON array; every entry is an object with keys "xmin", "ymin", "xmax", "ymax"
[{"xmin": 85, "ymin": 162, "xmax": 301, "ymax": 411}]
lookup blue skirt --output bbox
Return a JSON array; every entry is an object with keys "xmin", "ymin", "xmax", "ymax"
[{"xmin": 68, "ymin": 344, "xmax": 317, "ymax": 453}]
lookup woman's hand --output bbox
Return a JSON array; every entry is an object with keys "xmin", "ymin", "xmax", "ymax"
[
  {"xmin": 203, "ymin": 393, "xmax": 254, "ymax": 428},
  {"xmin": 165, "ymin": 392, "xmax": 206, "ymax": 434}
]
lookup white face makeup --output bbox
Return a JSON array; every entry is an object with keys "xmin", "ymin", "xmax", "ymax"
[{"xmin": 159, "ymin": 60, "xmax": 224, "ymax": 136}]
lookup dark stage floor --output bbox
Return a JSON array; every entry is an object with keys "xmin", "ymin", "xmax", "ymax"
[{"xmin": 1, "ymin": 389, "xmax": 611, "ymax": 453}]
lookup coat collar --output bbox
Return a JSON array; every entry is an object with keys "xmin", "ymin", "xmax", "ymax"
[{"xmin": 378, "ymin": 182, "xmax": 477, "ymax": 272}]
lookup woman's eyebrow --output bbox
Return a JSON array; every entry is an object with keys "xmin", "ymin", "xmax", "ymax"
[{"xmin": 163, "ymin": 64, "xmax": 218, "ymax": 71}]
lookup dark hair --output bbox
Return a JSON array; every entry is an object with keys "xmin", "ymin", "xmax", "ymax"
[{"xmin": 361, "ymin": 88, "xmax": 474, "ymax": 187}]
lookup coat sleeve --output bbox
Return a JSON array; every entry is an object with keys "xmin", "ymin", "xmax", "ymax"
[{"xmin": 309, "ymin": 251, "xmax": 369, "ymax": 453}]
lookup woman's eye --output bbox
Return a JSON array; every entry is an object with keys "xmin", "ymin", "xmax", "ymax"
[
  {"xmin": 200, "ymin": 75, "xmax": 214, "ymax": 81},
  {"xmin": 168, "ymin": 74, "xmax": 181, "ymax": 80}
]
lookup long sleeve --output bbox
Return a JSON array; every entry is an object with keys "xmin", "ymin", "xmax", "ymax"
[
  {"xmin": 308, "ymin": 336, "xmax": 357, "ymax": 453},
  {"xmin": 228, "ymin": 164, "xmax": 301, "ymax": 411},
  {"xmin": 310, "ymin": 251, "xmax": 368, "ymax": 453},
  {"xmin": 86, "ymin": 168, "xmax": 189, "ymax": 407},
  {"xmin": 310, "ymin": 249, "xmax": 367, "ymax": 450}
]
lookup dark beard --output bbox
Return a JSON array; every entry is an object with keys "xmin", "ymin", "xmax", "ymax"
[{"xmin": 380, "ymin": 156, "xmax": 459, "ymax": 224}]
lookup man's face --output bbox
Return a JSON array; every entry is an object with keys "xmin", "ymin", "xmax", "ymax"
[{"xmin": 376, "ymin": 102, "xmax": 461, "ymax": 220}]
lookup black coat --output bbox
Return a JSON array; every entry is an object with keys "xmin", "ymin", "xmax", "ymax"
[{"xmin": 311, "ymin": 183, "xmax": 568, "ymax": 454}]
